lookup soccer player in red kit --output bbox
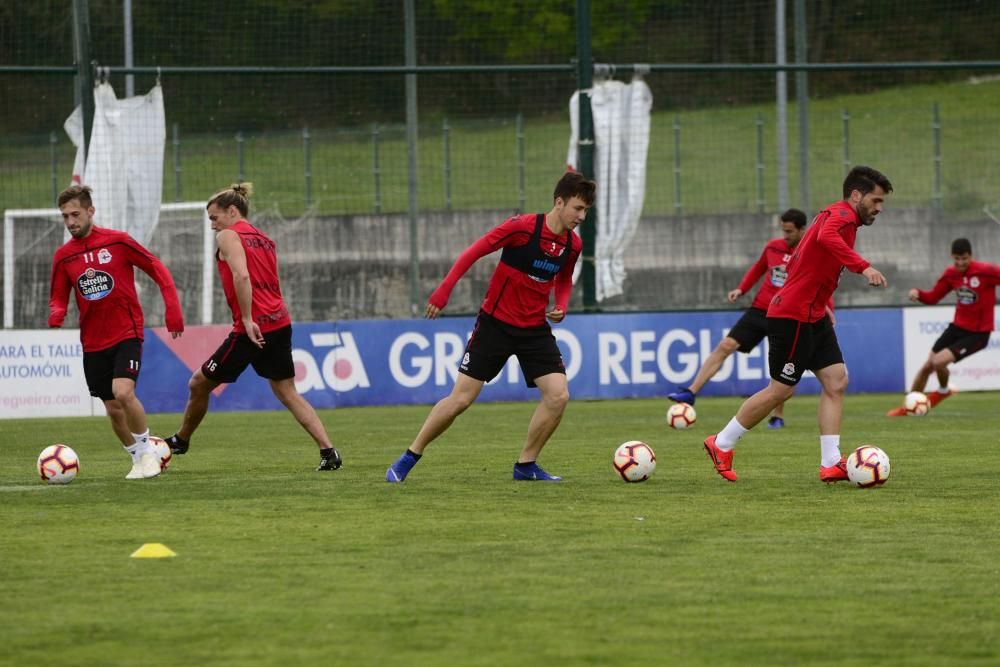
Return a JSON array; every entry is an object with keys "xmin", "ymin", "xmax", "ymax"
[
  {"xmin": 164, "ymin": 183, "xmax": 342, "ymax": 472},
  {"xmin": 49, "ymin": 185, "xmax": 184, "ymax": 479},
  {"xmin": 703, "ymin": 166, "xmax": 892, "ymax": 483},
  {"xmin": 386, "ymin": 171, "xmax": 596, "ymax": 483},
  {"xmin": 887, "ymin": 238, "xmax": 1000, "ymax": 416},
  {"xmin": 667, "ymin": 208, "xmax": 821, "ymax": 428}
]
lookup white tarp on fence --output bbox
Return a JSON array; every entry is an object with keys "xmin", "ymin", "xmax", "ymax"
[{"xmin": 567, "ymin": 78, "xmax": 652, "ymax": 302}]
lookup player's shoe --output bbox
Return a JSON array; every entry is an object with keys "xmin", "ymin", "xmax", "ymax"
[
  {"xmin": 512, "ymin": 462, "xmax": 562, "ymax": 481},
  {"xmin": 667, "ymin": 387, "xmax": 696, "ymax": 405},
  {"xmin": 928, "ymin": 386, "xmax": 957, "ymax": 407},
  {"xmin": 703, "ymin": 435, "xmax": 737, "ymax": 482},
  {"xmin": 316, "ymin": 447, "xmax": 342, "ymax": 471},
  {"xmin": 885, "ymin": 406, "xmax": 907, "ymax": 417},
  {"xmin": 139, "ymin": 452, "xmax": 162, "ymax": 479},
  {"xmin": 819, "ymin": 458, "xmax": 849, "ymax": 483},
  {"xmin": 165, "ymin": 433, "xmax": 189, "ymax": 455},
  {"xmin": 126, "ymin": 460, "xmax": 145, "ymax": 480},
  {"xmin": 767, "ymin": 416, "xmax": 785, "ymax": 429},
  {"xmin": 386, "ymin": 450, "xmax": 420, "ymax": 483}
]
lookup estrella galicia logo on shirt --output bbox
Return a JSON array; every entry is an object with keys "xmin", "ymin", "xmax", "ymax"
[
  {"xmin": 769, "ymin": 264, "xmax": 788, "ymax": 287},
  {"xmin": 956, "ymin": 286, "xmax": 977, "ymax": 305},
  {"xmin": 77, "ymin": 267, "xmax": 114, "ymax": 300}
]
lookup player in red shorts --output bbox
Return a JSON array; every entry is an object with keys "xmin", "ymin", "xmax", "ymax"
[
  {"xmin": 49, "ymin": 185, "xmax": 184, "ymax": 479},
  {"xmin": 386, "ymin": 171, "xmax": 596, "ymax": 483},
  {"xmin": 887, "ymin": 238, "xmax": 1000, "ymax": 415},
  {"xmin": 703, "ymin": 166, "xmax": 893, "ymax": 483}
]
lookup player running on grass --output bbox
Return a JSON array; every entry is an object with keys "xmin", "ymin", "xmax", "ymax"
[
  {"xmin": 164, "ymin": 183, "xmax": 342, "ymax": 472},
  {"xmin": 887, "ymin": 237, "xmax": 1000, "ymax": 416},
  {"xmin": 703, "ymin": 166, "xmax": 892, "ymax": 483},
  {"xmin": 49, "ymin": 185, "xmax": 184, "ymax": 479},
  {"xmin": 386, "ymin": 171, "xmax": 596, "ymax": 483},
  {"xmin": 667, "ymin": 208, "xmax": 835, "ymax": 429}
]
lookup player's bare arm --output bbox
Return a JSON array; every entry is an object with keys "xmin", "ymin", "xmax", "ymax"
[{"xmin": 218, "ymin": 229, "xmax": 264, "ymax": 347}]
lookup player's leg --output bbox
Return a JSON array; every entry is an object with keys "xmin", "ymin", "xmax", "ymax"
[
  {"xmin": 688, "ymin": 336, "xmax": 740, "ymax": 394},
  {"xmin": 386, "ymin": 374, "xmax": 485, "ymax": 482},
  {"xmin": 908, "ymin": 350, "xmax": 937, "ymax": 393},
  {"xmin": 167, "ymin": 331, "xmax": 248, "ymax": 455},
  {"xmin": 102, "ymin": 399, "xmax": 134, "ymax": 445},
  {"xmin": 927, "ymin": 329, "xmax": 987, "ymax": 406},
  {"xmin": 810, "ymin": 317, "xmax": 849, "ymax": 482},
  {"xmin": 768, "ymin": 400, "xmax": 786, "ymax": 428},
  {"xmin": 267, "ymin": 377, "xmax": 342, "ymax": 471},
  {"xmin": 512, "ymin": 372, "xmax": 568, "ymax": 481}
]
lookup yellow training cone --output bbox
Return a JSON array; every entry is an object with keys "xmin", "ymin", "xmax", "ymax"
[{"xmin": 130, "ymin": 543, "xmax": 177, "ymax": 558}]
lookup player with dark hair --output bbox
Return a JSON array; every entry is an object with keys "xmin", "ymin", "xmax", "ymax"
[
  {"xmin": 667, "ymin": 208, "xmax": 827, "ymax": 428},
  {"xmin": 386, "ymin": 171, "xmax": 597, "ymax": 483},
  {"xmin": 49, "ymin": 185, "xmax": 184, "ymax": 479},
  {"xmin": 164, "ymin": 183, "xmax": 342, "ymax": 472},
  {"xmin": 887, "ymin": 237, "xmax": 1000, "ymax": 416},
  {"xmin": 703, "ymin": 166, "xmax": 893, "ymax": 483}
]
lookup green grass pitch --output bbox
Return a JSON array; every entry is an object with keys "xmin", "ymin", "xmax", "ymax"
[{"xmin": 2, "ymin": 392, "xmax": 998, "ymax": 666}]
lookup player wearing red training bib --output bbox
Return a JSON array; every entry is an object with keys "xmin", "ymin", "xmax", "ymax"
[
  {"xmin": 704, "ymin": 166, "xmax": 893, "ymax": 484},
  {"xmin": 164, "ymin": 183, "xmax": 342, "ymax": 472},
  {"xmin": 887, "ymin": 238, "xmax": 1000, "ymax": 415},
  {"xmin": 386, "ymin": 171, "xmax": 596, "ymax": 484},
  {"xmin": 666, "ymin": 209, "xmax": 816, "ymax": 428},
  {"xmin": 49, "ymin": 185, "xmax": 184, "ymax": 480}
]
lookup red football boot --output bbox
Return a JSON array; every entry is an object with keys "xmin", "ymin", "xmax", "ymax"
[
  {"xmin": 820, "ymin": 458, "xmax": 849, "ymax": 483},
  {"xmin": 704, "ymin": 435, "xmax": 737, "ymax": 482}
]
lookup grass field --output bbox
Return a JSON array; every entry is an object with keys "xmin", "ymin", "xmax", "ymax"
[{"xmin": 2, "ymin": 392, "xmax": 998, "ymax": 666}]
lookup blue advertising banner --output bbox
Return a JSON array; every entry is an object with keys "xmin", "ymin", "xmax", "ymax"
[{"xmin": 138, "ymin": 309, "xmax": 904, "ymax": 413}]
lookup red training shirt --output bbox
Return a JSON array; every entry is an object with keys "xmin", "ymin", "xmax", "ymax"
[
  {"xmin": 768, "ymin": 200, "xmax": 871, "ymax": 323},
  {"xmin": 49, "ymin": 226, "xmax": 184, "ymax": 352},
  {"xmin": 429, "ymin": 213, "xmax": 581, "ymax": 328},
  {"xmin": 217, "ymin": 219, "xmax": 291, "ymax": 334},
  {"xmin": 738, "ymin": 238, "xmax": 797, "ymax": 310},
  {"xmin": 914, "ymin": 260, "xmax": 1000, "ymax": 332}
]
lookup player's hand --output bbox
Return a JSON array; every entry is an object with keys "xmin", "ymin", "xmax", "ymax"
[
  {"xmin": 727, "ymin": 288, "xmax": 743, "ymax": 303},
  {"xmin": 862, "ymin": 267, "xmax": 887, "ymax": 287},
  {"xmin": 425, "ymin": 302, "xmax": 441, "ymax": 319},
  {"xmin": 907, "ymin": 288, "xmax": 919, "ymax": 302},
  {"xmin": 546, "ymin": 308, "xmax": 566, "ymax": 323},
  {"xmin": 245, "ymin": 320, "xmax": 265, "ymax": 348}
]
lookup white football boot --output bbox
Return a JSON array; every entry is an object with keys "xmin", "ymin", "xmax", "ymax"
[{"xmin": 139, "ymin": 451, "xmax": 161, "ymax": 478}]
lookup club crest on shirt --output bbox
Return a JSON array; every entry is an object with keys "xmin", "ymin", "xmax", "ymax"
[
  {"xmin": 970, "ymin": 276, "xmax": 980, "ymax": 288},
  {"xmin": 77, "ymin": 267, "xmax": 114, "ymax": 301},
  {"xmin": 98, "ymin": 248, "xmax": 112, "ymax": 265}
]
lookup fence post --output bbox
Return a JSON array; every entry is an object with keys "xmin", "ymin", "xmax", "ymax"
[
  {"xmin": 576, "ymin": 0, "xmax": 596, "ymax": 309},
  {"xmin": 372, "ymin": 123, "xmax": 382, "ymax": 214},
  {"xmin": 235, "ymin": 131, "xmax": 245, "ymax": 183},
  {"xmin": 673, "ymin": 115, "xmax": 682, "ymax": 215},
  {"xmin": 172, "ymin": 122, "xmax": 181, "ymax": 202},
  {"xmin": 841, "ymin": 109, "xmax": 850, "ymax": 178},
  {"xmin": 442, "ymin": 117, "xmax": 452, "ymax": 211},
  {"xmin": 302, "ymin": 126, "xmax": 312, "ymax": 207},
  {"xmin": 755, "ymin": 114, "xmax": 765, "ymax": 213},
  {"xmin": 516, "ymin": 112, "xmax": 526, "ymax": 213},
  {"xmin": 49, "ymin": 132, "xmax": 59, "ymax": 202},
  {"xmin": 932, "ymin": 103, "xmax": 942, "ymax": 215}
]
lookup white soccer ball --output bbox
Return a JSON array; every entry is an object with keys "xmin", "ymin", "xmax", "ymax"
[
  {"xmin": 666, "ymin": 402, "xmax": 697, "ymax": 429},
  {"xmin": 37, "ymin": 444, "xmax": 79, "ymax": 485},
  {"xmin": 846, "ymin": 445, "xmax": 891, "ymax": 488},
  {"xmin": 904, "ymin": 391, "xmax": 930, "ymax": 416},
  {"xmin": 149, "ymin": 436, "xmax": 172, "ymax": 472},
  {"xmin": 613, "ymin": 441, "xmax": 657, "ymax": 483}
]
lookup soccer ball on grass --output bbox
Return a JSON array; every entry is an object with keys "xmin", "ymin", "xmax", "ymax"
[
  {"xmin": 149, "ymin": 436, "xmax": 172, "ymax": 471},
  {"xmin": 666, "ymin": 402, "xmax": 697, "ymax": 429},
  {"xmin": 903, "ymin": 391, "xmax": 930, "ymax": 416},
  {"xmin": 613, "ymin": 441, "xmax": 657, "ymax": 482},
  {"xmin": 846, "ymin": 445, "xmax": 891, "ymax": 488},
  {"xmin": 37, "ymin": 444, "xmax": 80, "ymax": 485}
]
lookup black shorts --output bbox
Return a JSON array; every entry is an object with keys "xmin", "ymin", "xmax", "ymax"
[
  {"xmin": 932, "ymin": 323, "xmax": 991, "ymax": 362},
  {"xmin": 202, "ymin": 325, "xmax": 295, "ymax": 384},
  {"xmin": 83, "ymin": 338, "xmax": 143, "ymax": 401},
  {"xmin": 460, "ymin": 312, "xmax": 565, "ymax": 388},
  {"xmin": 727, "ymin": 307, "xmax": 769, "ymax": 353},
  {"xmin": 767, "ymin": 316, "xmax": 844, "ymax": 386}
]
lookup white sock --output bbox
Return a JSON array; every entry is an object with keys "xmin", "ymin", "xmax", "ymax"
[
  {"xmin": 820, "ymin": 434, "xmax": 841, "ymax": 467},
  {"xmin": 132, "ymin": 430, "xmax": 151, "ymax": 455},
  {"xmin": 937, "ymin": 386, "xmax": 950, "ymax": 395},
  {"xmin": 124, "ymin": 442, "xmax": 142, "ymax": 463},
  {"xmin": 716, "ymin": 417, "xmax": 749, "ymax": 451}
]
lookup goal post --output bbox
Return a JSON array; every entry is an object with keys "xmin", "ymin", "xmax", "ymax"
[{"xmin": 2, "ymin": 202, "xmax": 215, "ymax": 329}]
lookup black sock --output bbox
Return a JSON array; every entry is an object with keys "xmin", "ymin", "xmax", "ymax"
[
  {"xmin": 514, "ymin": 460, "xmax": 535, "ymax": 468},
  {"xmin": 406, "ymin": 449, "xmax": 422, "ymax": 461},
  {"xmin": 171, "ymin": 434, "xmax": 189, "ymax": 445}
]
